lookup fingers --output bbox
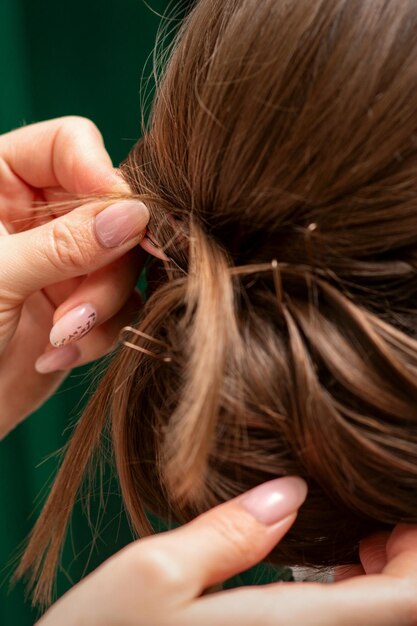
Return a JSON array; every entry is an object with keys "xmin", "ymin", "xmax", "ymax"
[
  {"xmin": 185, "ymin": 525, "xmax": 417, "ymax": 626},
  {"xmin": 384, "ymin": 524, "xmax": 417, "ymax": 580},
  {"xmin": 37, "ymin": 477, "xmax": 307, "ymax": 626},
  {"xmin": 0, "ymin": 199, "xmax": 149, "ymax": 301},
  {"xmin": 47, "ymin": 246, "xmax": 145, "ymax": 348},
  {"xmin": 333, "ymin": 564, "xmax": 365, "ymax": 581},
  {"xmin": 140, "ymin": 232, "xmax": 170, "ymax": 260},
  {"xmin": 34, "ymin": 290, "xmax": 142, "ymax": 373},
  {"xmin": 183, "ymin": 578, "xmax": 415, "ymax": 626},
  {"xmin": 0, "ymin": 291, "xmax": 69, "ymax": 437},
  {"xmin": 0, "ymin": 117, "xmax": 124, "ymax": 194},
  {"xmin": 359, "ymin": 531, "xmax": 390, "ymax": 575},
  {"xmin": 334, "ymin": 531, "xmax": 392, "ymax": 581},
  {"xmin": 131, "ymin": 477, "xmax": 307, "ymax": 605}
]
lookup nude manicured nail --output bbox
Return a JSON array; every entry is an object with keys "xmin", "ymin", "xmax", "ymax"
[
  {"xmin": 241, "ymin": 476, "xmax": 308, "ymax": 525},
  {"xmin": 35, "ymin": 344, "xmax": 81, "ymax": 374},
  {"xmin": 49, "ymin": 303, "xmax": 97, "ymax": 347},
  {"xmin": 94, "ymin": 200, "xmax": 149, "ymax": 248}
]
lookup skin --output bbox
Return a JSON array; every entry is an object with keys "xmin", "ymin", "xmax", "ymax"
[
  {"xmin": 0, "ymin": 116, "xmax": 149, "ymax": 437},
  {"xmin": 1, "ymin": 118, "xmax": 416, "ymax": 625},
  {"xmin": 39, "ymin": 506, "xmax": 417, "ymax": 626}
]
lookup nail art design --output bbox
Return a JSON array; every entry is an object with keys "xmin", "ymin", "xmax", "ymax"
[{"xmin": 50, "ymin": 304, "xmax": 98, "ymax": 347}]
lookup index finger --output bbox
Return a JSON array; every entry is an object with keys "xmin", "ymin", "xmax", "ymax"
[{"xmin": 0, "ymin": 117, "xmax": 127, "ymax": 194}]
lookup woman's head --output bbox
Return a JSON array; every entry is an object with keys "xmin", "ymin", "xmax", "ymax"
[{"xmin": 20, "ymin": 0, "xmax": 417, "ymax": 604}]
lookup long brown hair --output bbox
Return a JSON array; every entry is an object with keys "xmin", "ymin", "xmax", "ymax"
[{"xmin": 18, "ymin": 0, "xmax": 417, "ymax": 605}]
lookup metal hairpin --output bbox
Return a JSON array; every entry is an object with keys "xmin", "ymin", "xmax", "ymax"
[
  {"xmin": 304, "ymin": 222, "xmax": 319, "ymax": 310},
  {"xmin": 270, "ymin": 259, "xmax": 284, "ymax": 314},
  {"xmin": 121, "ymin": 256, "xmax": 285, "ymax": 365},
  {"xmin": 119, "ymin": 326, "xmax": 173, "ymax": 362},
  {"xmin": 305, "ymin": 222, "xmax": 318, "ymax": 264},
  {"xmin": 229, "ymin": 259, "xmax": 284, "ymax": 313}
]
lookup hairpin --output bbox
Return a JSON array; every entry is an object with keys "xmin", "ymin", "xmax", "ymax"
[
  {"xmin": 229, "ymin": 259, "xmax": 284, "ymax": 313},
  {"xmin": 119, "ymin": 326, "xmax": 173, "ymax": 362},
  {"xmin": 271, "ymin": 259, "xmax": 284, "ymax": 314},
  {"xmin": 304, "ymin": 222, "xmax": 319, "ymax": 309},
  {"xmin": 305, "ymin": 222, "xmax": 318, "ymax": 266}
]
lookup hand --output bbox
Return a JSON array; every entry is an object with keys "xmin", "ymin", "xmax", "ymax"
[
  {"xmin": 37, "ymin": 477, "xmax": 417, "ymax": 626},
  {"xmin": 0, "ymin": 117, "xmax": 149, "ymax": 437}
]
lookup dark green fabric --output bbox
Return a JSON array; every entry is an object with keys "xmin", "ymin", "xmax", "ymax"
[
  {"xmin": 0, "ymin": 2, "xmax": 171, "ymax": 623},
  {"xmin": 0, "ymin": 2, "xmax": 288, "ymax": 624}
]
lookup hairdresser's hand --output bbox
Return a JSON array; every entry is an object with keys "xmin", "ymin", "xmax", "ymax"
[
  {"xmin": 0, "ymin": 117, "xmax": 149, "ymax": 438},
  {"xmin": 38, "ymin": 477, "xmax": 417, "ymax": 626}
]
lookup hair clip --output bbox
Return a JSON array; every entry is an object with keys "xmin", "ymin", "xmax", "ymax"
[{"xmin": 119, "ymin": 326, "xmax": 173, "ymax": 362}]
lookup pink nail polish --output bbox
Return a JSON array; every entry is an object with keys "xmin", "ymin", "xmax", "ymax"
[
  {"xmin": 140, "ymin": 231, "xmax": 170, "ymax": 261},
  {"xmin": 241, "ymin": 477, "xmax": 308, "ymax": 525},
  {"xmin": 35, "ymin": 344, "xmax": 81, "ymax": 374},
  {"xmin": 94, "ymin": 200, "xmax": 149, "ymax": 248},
  {"xmin": 50, "ymin": 304, "xmax": 97, "ymax": 347}
]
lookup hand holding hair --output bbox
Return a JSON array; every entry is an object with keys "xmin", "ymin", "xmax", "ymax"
[
  {"xmin": 37, "ymin": 477, "xmax": 417, "ymax": 626},
  {"xmin": 0, "ymin": 117, "xmax": 149, "ymax": 438}
]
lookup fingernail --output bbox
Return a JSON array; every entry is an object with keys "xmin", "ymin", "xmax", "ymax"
[
  {"xmin": 50, "ymin": 303, "xmax": 97, "ymax": 347},
  {"xmin": 241, "ymin": 476, "xmax": 307, "ymax": 525},
  {"xmin": 94, "ymin": 200, "xmax": 149, "ymax": 248},
  {"xmin": 35, "ymin": 344, "xmax": 81, "ymax": 374},
  {"xmin": 140, "ymin": 231, "xmax": 170, "ymax": 261}
]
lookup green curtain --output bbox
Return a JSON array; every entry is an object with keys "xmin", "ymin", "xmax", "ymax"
[{"xmin": 0, "ymin": 2, "xmax": 287, "ymax": 624}]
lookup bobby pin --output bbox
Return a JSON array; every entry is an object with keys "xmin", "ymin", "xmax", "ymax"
[
  {"xmin": 271, "ymin": 259, "xmax": 284, "ymax": 314},
  {"xmin": 304, "ymin": 222, "xmax": 320, "ymax": 311},
  {"xmin": 119, "ymin": 326, "xmax": 173, "ymax": 363},
  {"xmin": 229, "ymin": 262, "xmax": 277, "ymax": 276},
  {"xmin": 229, "ymin": 259, "xmax": 284, "ymax": 314},
  {"xmin": 305, "ymin": 222, "xmax": 318, "ymax": 267}
]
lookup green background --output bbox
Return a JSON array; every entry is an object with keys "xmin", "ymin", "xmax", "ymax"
[
  {"xmin": 0, "ymin": 2, "xmax": 286, "ymax": 624},
  {"xmin": 0, "ymin": 2, "xmax": 178, "ymax": 623}
]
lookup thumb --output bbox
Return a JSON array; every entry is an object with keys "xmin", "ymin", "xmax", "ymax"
[
  {"xmin": 0, "ymin": 199, "xmax": 149, "ymax": 300},
  {"xmin": 135, "ymin": 476, "xmax": 307, "ymax": 603},
  {"xmin": 383, "ymin": 524, "xmax": 417, "ymax": 581}
]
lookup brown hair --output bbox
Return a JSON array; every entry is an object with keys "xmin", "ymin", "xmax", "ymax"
[{"xmin": 18, "ymin": 0, "xmax": 417, "ymax": 605}]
